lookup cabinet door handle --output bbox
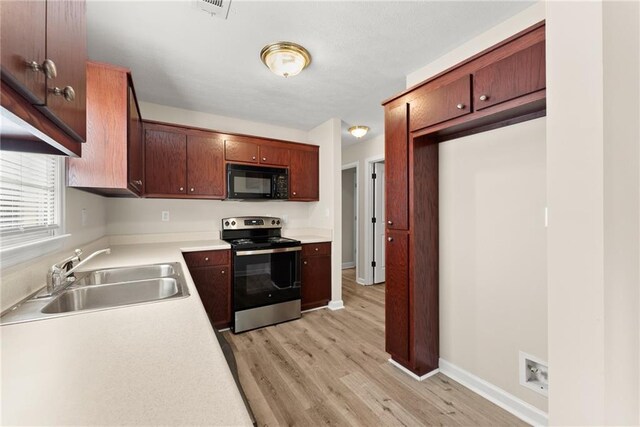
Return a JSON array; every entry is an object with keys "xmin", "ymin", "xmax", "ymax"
[
  {"xmin": 221, "ymin": 270, "xmax": 225, "ymax": 274},
  {"xmin": 204, "ymin": 257, "xmax": 209, "ymax": 261},
  {"xmin": 387, "ymin": 236, "xmax": 393, "ymax": 242},
  {"xmin": 262, "ymin": 157, "xmax": 267, "ymax": 161},
  {"xmin": 292, "ymin": 191, "xmax": 297, "ymax": 196},
  {"xmin": 479, "ymin": 94, "xmax": 489, "ymax": 101},
  {"xmin": 387, "ymin": 220, "xmax": 393, "ymax": 225},
  {"xmin": 50, "ymin": 86, "xmax": 75, "ymax": 102},
  {"xmin": 315, "ymin": 247, "xmax": 319, "ymax": 251},
  {"xmin": 190, "ymin": 188, "xmax": 195, "ymax": 192},
  {"xmin": 252, "ymin": 156, "xmax": 256, "ymax": 160},
  {"xmin": 303, "ymin": 261, "xmax": 308, "ymax": 265},
  {"xmin": 27, "ymin": 59, "xmax": 57, "ymax": 79},
  {"xmin": 456, "ymin": 103, "xmax": 465, "ymax": 110},
  {"xmin": 179, "ymin": 187, "xmax": 184, "ymax": 192}
]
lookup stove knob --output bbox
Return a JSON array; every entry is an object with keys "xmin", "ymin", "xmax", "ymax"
[
  {"xmin": 271, "ymin": 220, "xmax": 276, "ymax": 225},
  {"xmin": 231, "ymin": 221, "xmax": 236, "ymax": 226},
  {"xmin": 224, "ymin": 221, "xmax": 230, "ymax": 227},
  {"xmin": 276, "ymin": 220, "xmax": 280, "ymax": 225}
]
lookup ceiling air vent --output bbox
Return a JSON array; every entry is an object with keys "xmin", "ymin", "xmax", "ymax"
[{"xmin": 194, "ymin": 0, "xmax": 231, "ymax": 19}]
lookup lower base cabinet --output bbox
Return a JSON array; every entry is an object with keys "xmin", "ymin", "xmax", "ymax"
[
  {"xmin": 301, "ymin": 243, "xmax": 331, "ymax": 311},
  {"xmin": 184, "ymin": 250, "xmax": 231, "ymax": 329}
]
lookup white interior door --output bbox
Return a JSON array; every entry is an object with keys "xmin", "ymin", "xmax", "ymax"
[{"xmin": 373, "ymin": 162, "xmax": 386, "ymax": 283}]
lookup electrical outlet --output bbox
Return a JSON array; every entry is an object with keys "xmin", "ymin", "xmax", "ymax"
[
  {"xmin": 161, "ymin": 211, "xmax": 170, "ymax": 222},
  {"xmin": 81, "ymin": 208, "xmax": 87, "ymax": 227},
  {"xmin": 282, "ymin": 214, "xmax": 289, "ymax": 224},
  {"xmin": 520, "ymin": 351, "xmax": 548, "ymax": 396}
]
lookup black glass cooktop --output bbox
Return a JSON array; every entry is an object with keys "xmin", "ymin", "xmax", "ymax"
[{"xmin": 226, "ymin": 236, "xmax": 301, "ymax": 251}]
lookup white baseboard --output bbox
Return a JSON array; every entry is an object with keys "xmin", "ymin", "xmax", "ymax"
[
  {"xmin": 439, "ymin": 358, "xmax": 548, "ymax": 427},
  {"xmin": 341, "ymin": 262, "xmax": 355, "ymax": 269},
  {"xmin": 356, "ymin": 277, "xmax": 366, "ymax": 285},
  {"xmin": 301, "ymin": 305, "xmax": 327, "ymax": 313},
  {"xmin": 328, "ymin": 300, "xmax": 344, "ymax": 311},
  {"xmin": 388, "ymin": 358, "xmax": 439, "ymax": 381}
]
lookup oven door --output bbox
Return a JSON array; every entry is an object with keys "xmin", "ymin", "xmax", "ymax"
[
  {"xmin": 233, "ymin": 246, "xmax": 301, "ymax": 312},
  {"xmin": 227, "ymin": 164, "xmax": 287, "ymax": 200}
]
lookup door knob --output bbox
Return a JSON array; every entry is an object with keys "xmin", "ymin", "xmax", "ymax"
[{"xmin": 479, "ymin": 94, "xmax": 489, "ymax": 101}]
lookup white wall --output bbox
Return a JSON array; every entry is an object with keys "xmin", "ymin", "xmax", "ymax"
[
  {"xmin": 341, "ymin": 168, "xmax": 356, "ymax": 266},
  {"xmin": 440, "ymin": 118, "xmax": 547, "ymax": 412},
  {"xmin": 308, "ymin": 118, "xmax": 343, "ymax": 308},
  {"xmin": 342, "ymin": 134, "xmax": 385, "ymax": 284},
  {"xmin": 1, "ymin": 188, "xmax": 108, "ymax": 311},
  {"xmin": 546, "ymin": 1, "xmax": 640, "ymax": 425}
]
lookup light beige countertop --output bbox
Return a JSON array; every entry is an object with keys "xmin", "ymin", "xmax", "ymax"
[
  {"xmin": 1, "ymin": 240, "xmax": 252, "ymax": 426},
  {"xmin": 283, "ymin": 234, "xmax": 332, "ymax": 244}
]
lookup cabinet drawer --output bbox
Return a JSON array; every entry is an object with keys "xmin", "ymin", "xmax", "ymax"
[
  {"xmin": 409, "ymin": 75, "xmax": 472, "ymax": 132},
  {"xmin": 302, "ymin": 242, "xmax": 331, "ymax": 257},
  {"xmin": 183, "ymin": 250, "xmax": 229, "ymax": 268},
  {"xmin": 474, "ymin": 41, "xmax": 545, "ymax": 111},
  {"xmin": 259, "ymin": 145, "xmax": 290, "ymax": 166},
  {"xmin": 225, "ymin": 139, "xmax": 258, "ymax": 163}
]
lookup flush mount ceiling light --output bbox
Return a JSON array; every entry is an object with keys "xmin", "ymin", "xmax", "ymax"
[
  {"xmin": 348, "ymin": 126, "xmax": 369, "ymax": 138},
  {"xmin": 260, "ymin": 42, "xmax": 311, "ymax": 78}
]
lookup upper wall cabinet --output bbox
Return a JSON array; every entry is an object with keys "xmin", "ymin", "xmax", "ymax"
[
  {"xmin": 289, "ymin": 147, "xmax": 319, "ymax": 201},
  {"xmin": 409, "ymin": 75, "xmax": 472, "ymax": 132},
  {"xmin": 224, "ymin": 137, "xmax": 291, "ymax": 167},
  {"xmin": 67, "ymin": 62, "xmax": 143, "ymax": 196},
  {"xmin": 0, "ymin": 0, "xmax": 87, "ymax": 156}
]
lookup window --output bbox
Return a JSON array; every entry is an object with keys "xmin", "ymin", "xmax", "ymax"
[{"xmin": 0, "ymin": 151, "xmax": 65, "ymax": 263}]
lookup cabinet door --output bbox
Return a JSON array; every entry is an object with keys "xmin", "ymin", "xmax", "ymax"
[
  {"xmin": 189, "ymin": 265, "xmax": 231, "ymax": 328},
  {"xmin": 127, "ymin": 84, "xmax": 143, "ymax": 194},
  {"xmin": 44, "ymin": 0, "xmax": 87, "ymax": 140},
  {"xmin": 225, "ymin": 139, "xmax": 258, "ymax": 163},
  {"xmin": 259, "ymin": 145, "xmax": 290, "ymax": 166},
  {"xmin": 289, "ymin": 148, "xmax": 319, "ymax": 201},
  {"xmin": 144, "ymin": 129, "xmax": 187, "ymax": 195},
  {"xmin": 385, "ymin": 103, "xmax": 409, "ymax": 230},
  {"xmin": 385, "ymin": 230, "xmax": 409, "ymax": 362},
  {"xmin": 301, "ymin": 255, "xmax": 331, "ymax": 310},
  {"xmin": 474, "ymin": 41, "xmax": 545, "ymax": 110},
  {"xmin": 0, "ymin": 0, "xmax": 47, "ymax": 104},
  {"xmin": 187, "ymin": 134, "xmax": 225, "ymax": 198},
  {"xmin": 409, "ymin": 75, "xmax": 471, "ymax": 132}
]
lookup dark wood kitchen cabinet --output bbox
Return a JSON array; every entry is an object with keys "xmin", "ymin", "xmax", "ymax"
[
  {"xmin": 0, "ymin": 0, "xmax": 86, "ymax": 155},
  {"xmin": 224, "ymin": 138, "xmax": 259, "ymax": 164},
  {"xmin": 144, "ymin": 126, "xmax": 187, "ymax": 196},
  {"xmin": 185, "ymin": 250, "xmax": 231, "ymax": 329},
  {"xmin": 143, "ymin": 122, "xmax": 226, "ymax": 199},
  {"xmin": 382, "ymin": 21, "xmax": 545, "ymax": 377},
  {"xmin": 385, "ymin": 103, "xmax": 409, "ymax": 231},
  {"xmin": 67, "ymin": 62, "xmax": 144, "ymax": 196},
  {"xmin": 224, "ymin": 137, "xmax": 291, "ymax": 167},
  {"xmin": 301, "ymin": 242, "xmax": 331, "ymax": 311},
  {"xmin": 289, "ymin": 147, "xmax": 319, "ymax": 201}
]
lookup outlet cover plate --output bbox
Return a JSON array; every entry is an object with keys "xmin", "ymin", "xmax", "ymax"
[{"xmin": 519, "ymin": 351, "xmax": 548, "ymax": 397}]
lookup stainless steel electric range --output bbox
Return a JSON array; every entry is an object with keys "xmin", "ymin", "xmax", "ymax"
[{"xmin": 221, "ymin": 216, "xmax": 302, "ymax": 333}]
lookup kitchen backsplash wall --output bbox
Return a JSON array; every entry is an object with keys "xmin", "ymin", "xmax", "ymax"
[{"xmin": 106, "ymin": 198, "xmax": 312, "ymax": 236}]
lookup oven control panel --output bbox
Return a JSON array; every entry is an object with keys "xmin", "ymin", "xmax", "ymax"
[{"xmin": 222, "ymin": 216, "xmax": 282, "ymax": 230}]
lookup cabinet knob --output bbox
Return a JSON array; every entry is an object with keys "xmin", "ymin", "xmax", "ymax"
[
  {"xmin": 387, "ymin": 236, "xmax": 393, "ymax": 242},
  {"xmin": 292, "ymin": 191, "xmax": 297, "ymax": 196},
  {"xmin": 204, "ymin": 257, "xmax": 209, "ymax": 261},
  {"xmin": 221, "ymin": 270, "xmax": 225, "ymax": 274},
  {"xmin": 179, "ymin": 187, "xmax": 184, "ymax": 191},
  {"xmin": 456, "ymin": 103, "xmax": 465, "ymax": 110},
  {"xmin": 252, "ymin": 156, "xmax": 256, "ymax": 160},
  {"xmin": 51, "ymin": 86, "xmax": 75, "ymax": 102},
  {"xmin": 190, "ymin": 188, "xmax": 195, "ymax": 192},
  {"xmin": 387, "ymin": 220, "xmax": 393, "ymax": 225},
  {"xmin": 27, "ymin": 59, "xmax": 57, "ymax": 79},
  {"xmin": 262, "ymin": 157, "xmax": 267, "ymax": 161},
  {"xmin": 315, "ymin": 247, "xmax": 319, "ymax": 251},
  {"xmin": 479, "ymin": 94, "xmax": 489, "ymax": 101},
  {"xmin": 303, "ymin": 261, "xmax": 308, "ymax": 265}
]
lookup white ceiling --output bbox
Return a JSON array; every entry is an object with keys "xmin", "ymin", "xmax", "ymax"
[{"xmin": 87, "ymin": 1, "xmax": 534, "ymax": 144}]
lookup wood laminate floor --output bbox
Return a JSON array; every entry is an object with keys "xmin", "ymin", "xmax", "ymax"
[{"xmin": 223, "ymin": 269, "xmax": 527, "ymax": 426}]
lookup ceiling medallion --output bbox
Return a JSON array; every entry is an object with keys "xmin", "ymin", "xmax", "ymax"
[{"xmin": 260, "ymin": 42, "xmax": 311, "ymax": 78}]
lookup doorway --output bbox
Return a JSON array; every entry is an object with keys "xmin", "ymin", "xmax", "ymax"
[
  {"xmin": 341, "ymin": 164, "xmax": 358, "ymax": 280},
  {"xmin": 370, "ymin": 160, "xmax": 386, "ymax": 284}
]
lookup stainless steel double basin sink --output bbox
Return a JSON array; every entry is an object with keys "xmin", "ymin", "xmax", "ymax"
[{"xmin": 1, "ymin": 263, "xmax": 190, "ymax": 325}]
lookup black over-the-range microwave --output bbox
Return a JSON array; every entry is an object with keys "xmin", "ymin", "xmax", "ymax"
[{"xmin": 226, "ymin": 164, "xmax": 289, "ymax": 200}]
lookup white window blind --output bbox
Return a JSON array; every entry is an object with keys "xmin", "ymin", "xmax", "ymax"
[{"xmin": 0, "ymin": 151, "xmax": 62, "ymax": 249}]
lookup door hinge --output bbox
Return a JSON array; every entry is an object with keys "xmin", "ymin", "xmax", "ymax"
[
  {"xmin": 371, "ymin": 261, "xmax": 376, "ymax": 267},
  {"xmin": 371, "ymin": 173, "xmax": 377, "ymax": 180},
  {"xmin": 371, "ymin": 217, "xmax": 376, "ymax": 224}
]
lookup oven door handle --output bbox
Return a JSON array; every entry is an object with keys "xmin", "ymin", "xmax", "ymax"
[{"xmin": 236, "ymin": 246, "xmax": 302, "ymax": 256}]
